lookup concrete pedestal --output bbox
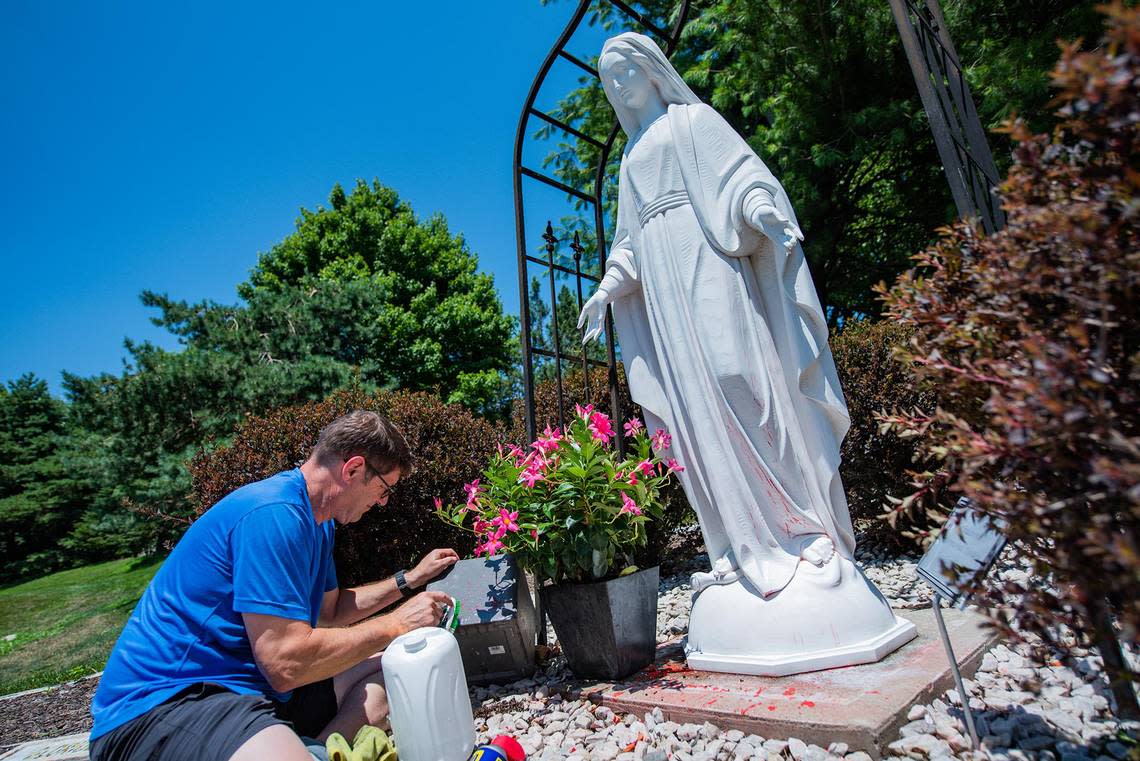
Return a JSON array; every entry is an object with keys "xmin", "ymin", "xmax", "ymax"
[{"xmin": 581, "ymin": 607, "xmax": 999, "ymax": 758}]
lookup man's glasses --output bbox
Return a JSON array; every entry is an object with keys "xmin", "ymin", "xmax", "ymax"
[{"xmin": 354, "ymin": 457, "xmax": 397, "ymax": 500}]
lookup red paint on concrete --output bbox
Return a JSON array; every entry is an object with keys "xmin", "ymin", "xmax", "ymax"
[{"xmin": 580, "ymin": 608, "xmax": 998, "ymax": 758}]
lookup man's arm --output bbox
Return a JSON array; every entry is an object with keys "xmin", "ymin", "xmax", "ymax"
[
  {"xmin": 319, "ymin": 549, "xmax": 459, "ymax": 628},
  {"xmin": 245, "ymin": 589, "xmax": 452, "ymax": 693}
]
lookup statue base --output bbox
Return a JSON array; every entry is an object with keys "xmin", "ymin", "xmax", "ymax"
[{"xmin": 685, "ymin": 554, "xmax": 916, "ymax": 676}]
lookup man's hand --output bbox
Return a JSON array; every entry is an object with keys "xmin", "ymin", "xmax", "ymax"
[
  {"xmin": 577, "ymin": 289, "xmax": 610, "ymax": 344},
  {"xmin": 389, "ymin": 591, "xmax": 454, "ymax": 635},
  {"xmin": 751, "ymin": 203, "xmax": 803, "ymax": 251},
  {"xmin": 407, "ymin": 548, "xmax": 459, "ymax": 588}
]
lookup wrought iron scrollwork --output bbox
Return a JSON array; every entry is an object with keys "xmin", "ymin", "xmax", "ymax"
[{"xmin": 513, "ymin": 0, "xmax": 692, "ymax": 455}]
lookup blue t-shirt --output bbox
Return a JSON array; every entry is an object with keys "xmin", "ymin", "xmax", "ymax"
[{"xmin": 90, "ymin": 469, "xmax": 337, "ymax": 740}]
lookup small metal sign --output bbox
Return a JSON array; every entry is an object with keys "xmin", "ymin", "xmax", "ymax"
[{"xmin": 917, "ymin": 498, "xmax": 1007, "ymax": 609}]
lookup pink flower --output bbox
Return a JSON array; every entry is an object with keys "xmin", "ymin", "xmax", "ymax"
[
  {"xmin": 519, "ymin": 465, "xmax": 545, "ymax": 488},
  {"xmin": 463, "ymin": 479, "xmax": 484, "ymax": 509},
  {"xmin": 531, "ymin": 528, "xmax": 539, "ymax": 541},
  {"xmin": 665, "ymin": 458, "xmax": 685, "ymax": 473},
  {"xmin": 650, "ymin": 429, "xmax": 672, "ymax": 452},
  {"xmin": 628, "ymin": 472, "xmax": 639, "ymax": 486},
  {"xmin": 534, "ymin": 426, "xmax": 562, "ymax": 454},
  {"xmin": 433, "ymin": 496, "xmax": 443, "ymax": 510},
  {"xmin": 621, "ymin": 492, "xmax": 643, "ymax": 516},
  {"xmin": 634, "ymin": 459, "xmax": 654, "ymax": 476},
  {"xmin": 473, "ymin": 518, "xmax": 491, "ymax": 535},
  {"xmin": 574, "ymin": 402, "xmax": 595, "ymax": 419},
  {"xmin": 588, "ymin": 411, "xmax": 615, "ymax": 443},
  {"xmin": 492, "ymin": 524, "xmax": 507, "ymax": 541},
  {"xmin": 495, "ymin": 508, "xmax": 520, "ymax": 533},
  {"xmin": 477, "ymin": 537, "xmax": 504, "ymax": 556},
  {"xmin": 506, "ymin": 444, "xmax": 526, "ymax": 465},
  {"xmin": 623, "ymin": 418, "xmax": 645, "ymax": 437}
]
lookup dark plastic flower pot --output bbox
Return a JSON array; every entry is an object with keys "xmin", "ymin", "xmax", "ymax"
[{"xmin": 540, "ymin": 566, "xmax": 659, "ymax": 680}]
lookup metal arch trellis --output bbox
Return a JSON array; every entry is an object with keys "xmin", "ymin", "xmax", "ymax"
[
  {"xmin": 512, "ymin": 0, "xmax": 692, "ymax": 456},
  {"xmin": 889, "ymin": 0, "xmax": 1007, "ymax": 235}
]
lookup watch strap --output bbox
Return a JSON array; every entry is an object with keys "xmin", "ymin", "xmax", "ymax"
[{"xmin": 395, "ymin": 569, "xmax": 412, "ymax": 597}]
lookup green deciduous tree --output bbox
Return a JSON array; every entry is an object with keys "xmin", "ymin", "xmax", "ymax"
[
  {"xmin": 59, "ymin": 179, "xmax": 517, "ymax": 556},
  {"xmin": 234, "ymin": 179, "xmax": 516, "ymax": 411}
]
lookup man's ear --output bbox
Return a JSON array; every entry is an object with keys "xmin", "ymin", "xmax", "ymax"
[{"xmin": 341, "ymin": 454, "xmax": 367, "ymax": 483}]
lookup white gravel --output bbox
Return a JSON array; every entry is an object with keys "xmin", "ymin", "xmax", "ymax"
[{"xmin": 462, "ymin": 538, "xmax": 1138, "ymax": 760}]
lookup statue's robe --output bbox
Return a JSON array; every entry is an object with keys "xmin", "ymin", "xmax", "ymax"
[{"xmin": 604, "ymin": 102, "xmax": 855, "ymax": 596}]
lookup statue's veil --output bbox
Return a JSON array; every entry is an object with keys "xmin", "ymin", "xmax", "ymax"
[{"xmin": 599, "ymin": 33, "xmax": 701, "ymax": 139}]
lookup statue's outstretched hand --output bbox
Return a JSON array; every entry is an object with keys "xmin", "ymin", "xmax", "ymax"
[
  {"xmin": 577, "ymin": 290, "xmax": 609, "ymax": 344},
  {"xmin": 752, "ymin": 203, "xmax": 804, "ymax": 251}
]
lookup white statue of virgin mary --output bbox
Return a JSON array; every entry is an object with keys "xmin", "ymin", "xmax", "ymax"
[{"xmin": 579, "ymin": 33, "xmax": 915, "ymax": 675}]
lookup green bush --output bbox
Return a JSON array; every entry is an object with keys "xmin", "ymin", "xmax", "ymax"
[
  {"xmin": 831, "ymin": 320, "xmax": 939, "ymax": 552},
  {"xmin": 189, "ymin": 388, "xmax": 503, "ymax": 587}
]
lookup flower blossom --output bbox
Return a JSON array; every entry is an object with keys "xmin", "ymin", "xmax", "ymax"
[
  {"xmin": 634, "ymin": 459, "xmax": 654, "ymax": 476},
  {"xmin": 623, "ymin": 418, "xmax": 645, "ymax": 437},
  {"xmin": 620, "ymin": 492, "xmax": 643, "ymax": 516},
  {"xmin": 476, "ymin": 537, "xmax": 504, "ymax": 556},
  {"xmin": 650, "ymin": 429, "xmax": 672, "ymax": 452},
  {"xmin": 588, "ymin": 411, "xmax": 615, "ymax": 444},
  {"xmin": 463, "ymin": 479, "xmax": 484, "ymax": 509},
  {"xmin": 574, "ymin": 402, "xmax": 595, "ymax": 419},
  {"xmin": 519, "ymin": 463, "xmax": 545, "ymax": 488},
  {"xmin": 493, "ymin": 508, "xmax": 520, "ymax": 533},
  {"xmin": 433, "ymin": 496, "xmax": 443, "ymax": 510},
  {"xmin": 533, "ymin": 426, "xmax": 562, "ymax": 454},
  {"xmin": 665, "ymin": 458, "xmax": 685, "ymax": 473}
]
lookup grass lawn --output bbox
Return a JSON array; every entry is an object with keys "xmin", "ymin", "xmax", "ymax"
[{"xmin": 0, "ymin": 557, "xmax": 163, "ymax": 695}]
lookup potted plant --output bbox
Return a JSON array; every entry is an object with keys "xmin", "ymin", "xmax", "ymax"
[{"xmin": 436, "ymin": 404, "xmax": 683, "ymax": 679}]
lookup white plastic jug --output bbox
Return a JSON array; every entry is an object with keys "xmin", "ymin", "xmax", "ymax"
[{"xmin": 382, "ymin": 626, "xmax": 475, "ymax": 761}]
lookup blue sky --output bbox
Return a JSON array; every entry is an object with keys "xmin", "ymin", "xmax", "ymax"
[{"xmin": 0, "ymin": 1, "xmax": 619, "ymax": 394}]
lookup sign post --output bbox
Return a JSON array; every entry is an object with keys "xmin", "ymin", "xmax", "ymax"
[{"xmin": 915, "ymin": 499, "xmax": 1008, "ymax": 749}]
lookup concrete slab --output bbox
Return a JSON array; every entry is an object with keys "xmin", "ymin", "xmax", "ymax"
[
  {"xmin": 0, "ymin": 733, "xmax": 88, "ymax": 761},
  {"xmin": 580, "ymin": 608, "xmax": 999, "ymax": 758}
]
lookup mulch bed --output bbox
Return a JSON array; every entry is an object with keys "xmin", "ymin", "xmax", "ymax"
[{"xmin": 0, "ymin": 675, "xmax": 98, "ymax": 749}]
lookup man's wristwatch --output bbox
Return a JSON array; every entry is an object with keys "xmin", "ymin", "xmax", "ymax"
[{"xmin": 395, "ymin": 570, "xmax": 413, "ymax": 597}]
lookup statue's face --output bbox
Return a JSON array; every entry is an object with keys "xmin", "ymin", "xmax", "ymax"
[{"xmin": 601, "ymin": 52, "xmax": 654, "ymax": 112}]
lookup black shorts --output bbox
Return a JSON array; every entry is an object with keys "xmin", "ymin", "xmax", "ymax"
[{"xmin": 89, "ymin": 679, "xmax": 338, "ymax": 761}]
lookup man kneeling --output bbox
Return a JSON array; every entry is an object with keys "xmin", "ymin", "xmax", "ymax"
[{"xmin": 89, "ymin": 410, "xmax": 457, "ymax": 761}]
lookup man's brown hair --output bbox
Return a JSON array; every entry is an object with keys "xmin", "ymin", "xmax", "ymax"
[{"xmin": 313, "ymin": 410, "xmax": 414, "ymax": 476}]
